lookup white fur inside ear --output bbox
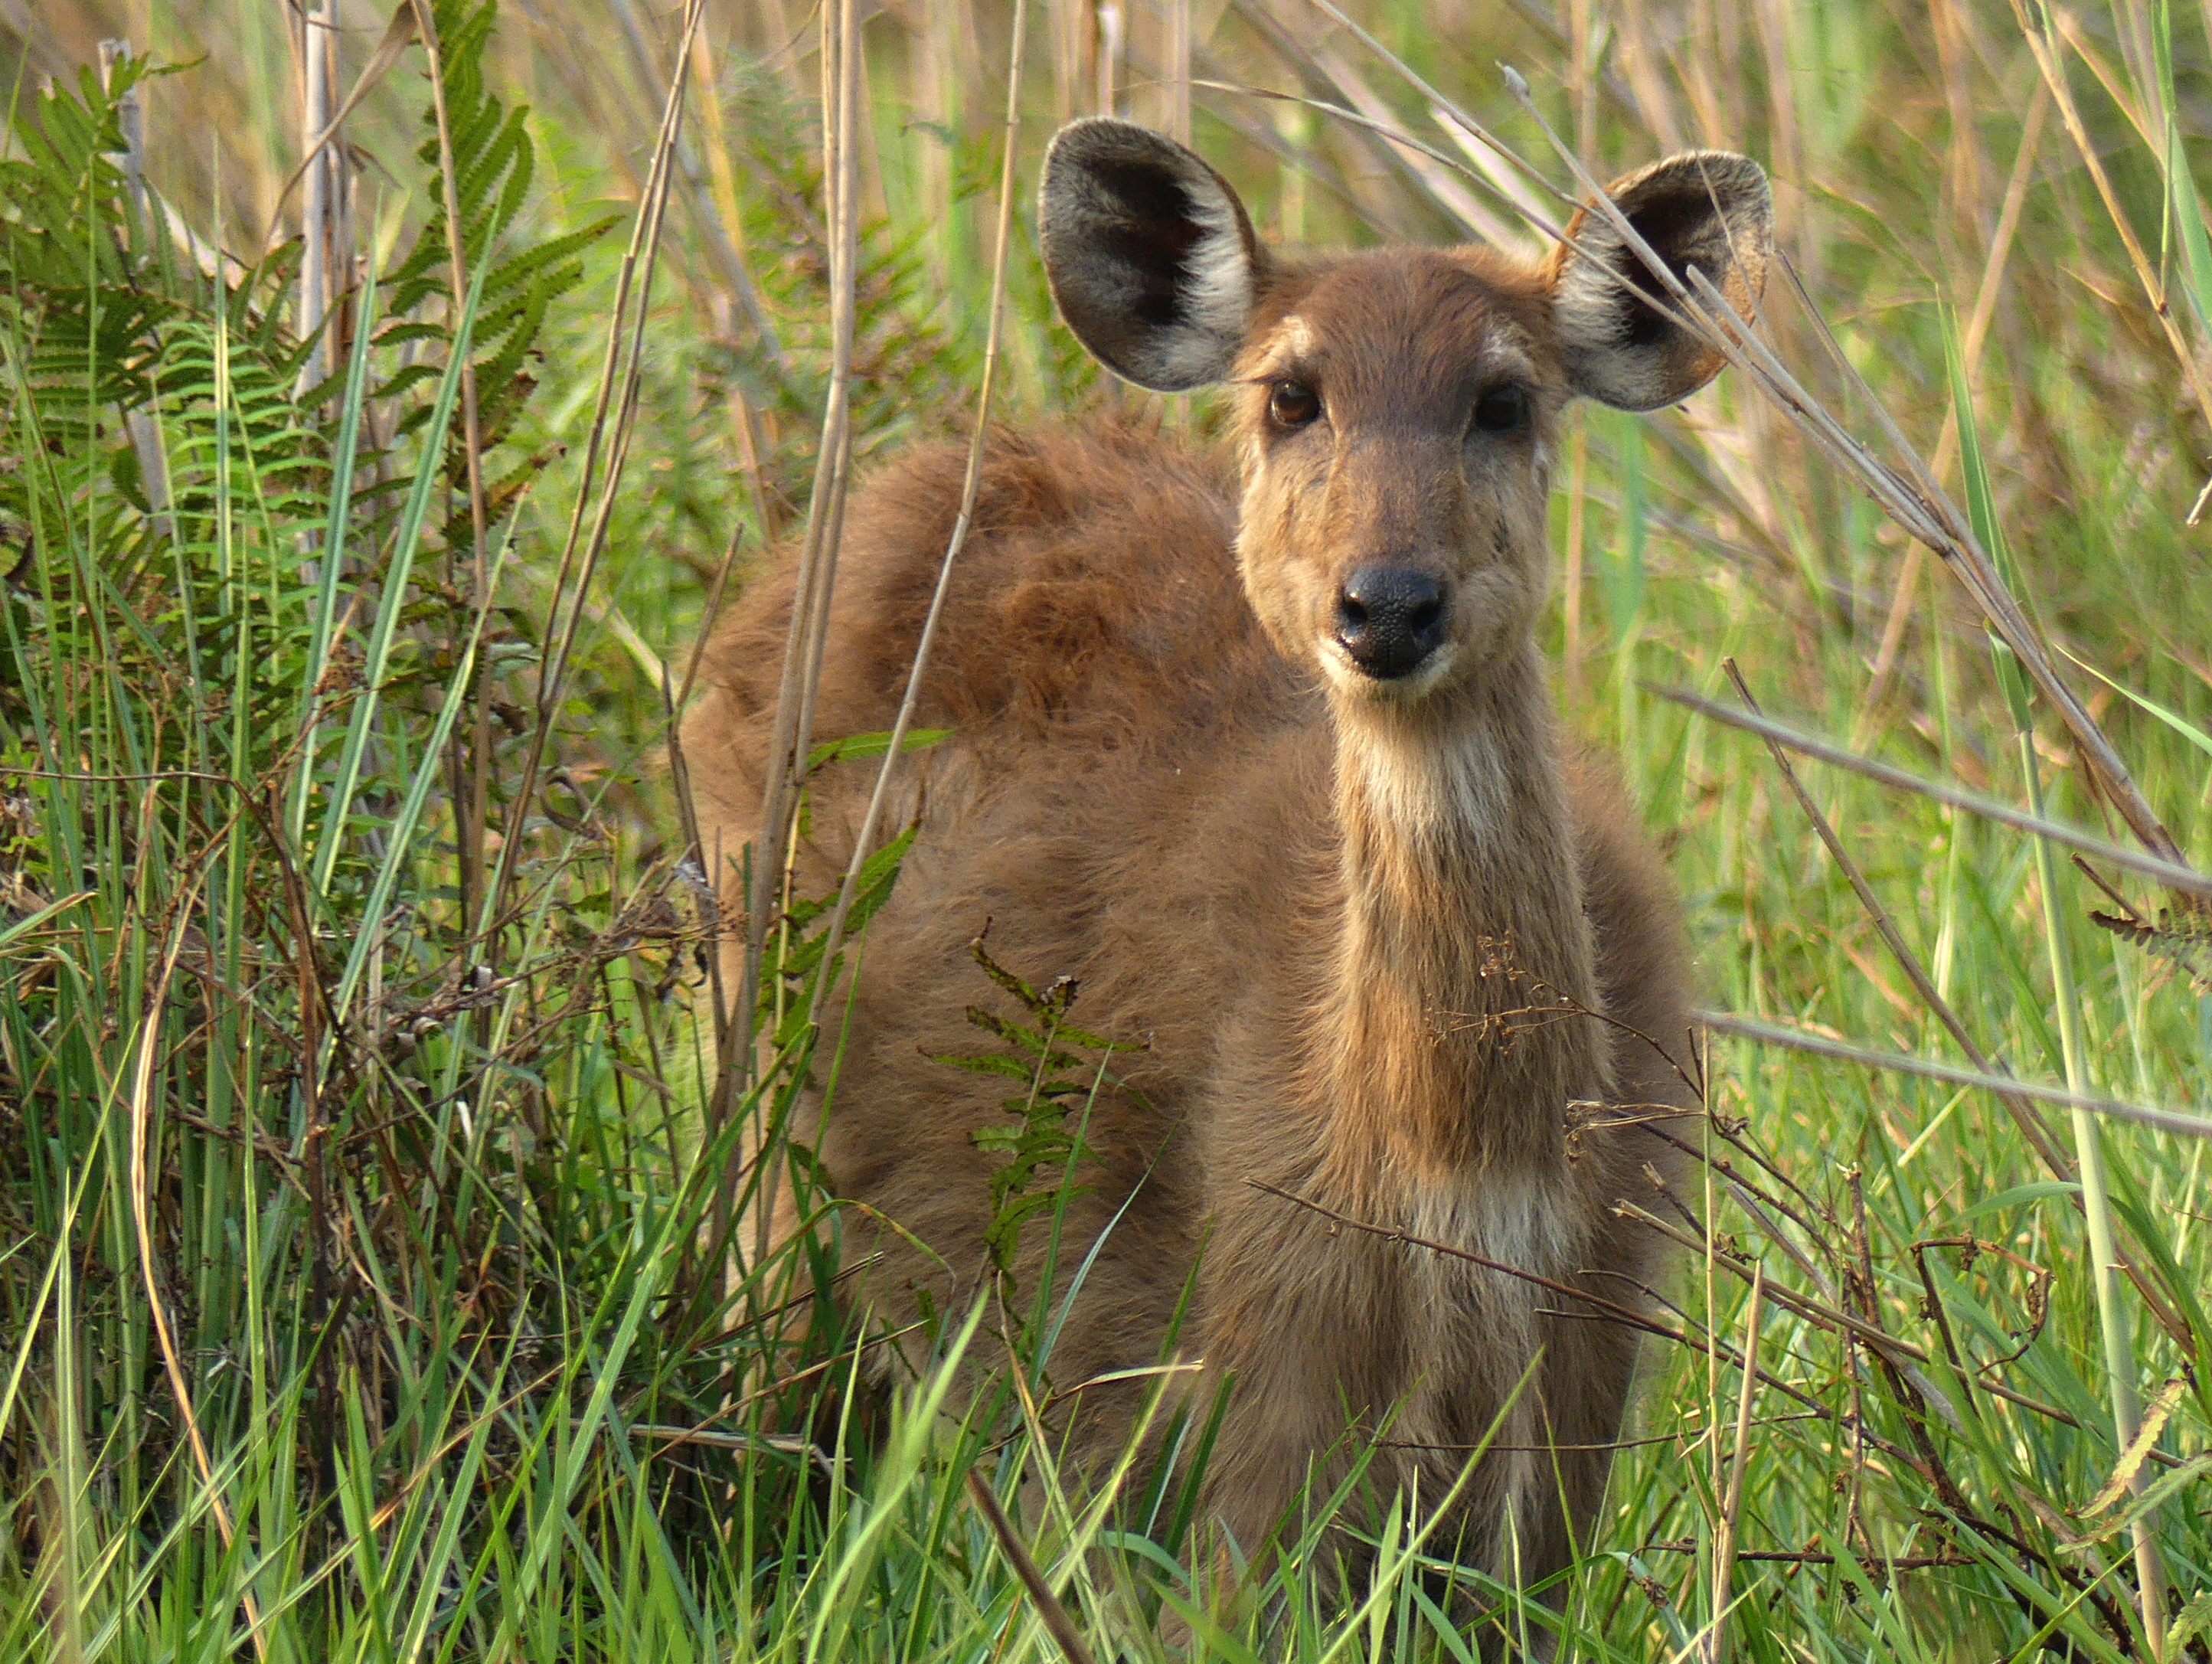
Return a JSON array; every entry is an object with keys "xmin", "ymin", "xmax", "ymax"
[
  {"xmin": 1039, "ymin": 119, "xmax": 1261, "ymax": 392},
  {"xmin": 1554, "ymin": 221, "xmax": 1626, "ymax": 344},
  {"xmin": 1552, "ymin": 214, "xmax": 1678, "ymax": 412},
  {"xmin": 1550, "ymin": 150, "xmax": 1773, "ymax": 413},
  {"xmin": 1158, "ymin": 169, "xmax": 1254, "ymax": 387}
]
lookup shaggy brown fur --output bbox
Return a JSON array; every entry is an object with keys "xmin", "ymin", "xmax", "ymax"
[{"xmin": 680, "ymin": 121, "xmax": 1769, "ymax": 1627}]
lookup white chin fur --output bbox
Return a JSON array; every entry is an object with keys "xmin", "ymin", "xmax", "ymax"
[{"xmin": 1318, "ymin": 639, "xmax": 1460, "ymax": 703}]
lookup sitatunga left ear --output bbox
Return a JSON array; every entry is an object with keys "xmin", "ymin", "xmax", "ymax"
[
  {"xmin": 1549, "ymin": 150, "xmax": 1773, "ymax": 412},
  {"xmin": 1037, "ymin": 118, "xmax": 1266, "ymax": 392}
]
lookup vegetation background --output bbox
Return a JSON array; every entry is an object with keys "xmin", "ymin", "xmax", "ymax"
[{"xmin": 2, "ymin": 0, "xmax": 2210, "ymax": 1657}]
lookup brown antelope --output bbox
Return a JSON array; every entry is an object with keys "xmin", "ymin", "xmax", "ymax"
[{"xmin": 683, "ymin": 119, "xmax": 1769, "ymax": 1628}]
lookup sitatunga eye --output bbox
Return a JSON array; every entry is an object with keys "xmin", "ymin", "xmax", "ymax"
[
  {"xmin": 1269, "ymin": 381, "xmax": 1322, "ymax": 428},
  {"xmin": 1472, "ymin": 384, "xmax": 1531, "ymax": 434}
]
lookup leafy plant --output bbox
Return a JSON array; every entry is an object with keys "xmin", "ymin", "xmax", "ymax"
[
  {"xmin": 933, "ymin": 931, "xmax": 1138, "ymax": 1288},
  {"xmin": 381, "ymin": 0, "xmax": 614, "ymax": 534}
]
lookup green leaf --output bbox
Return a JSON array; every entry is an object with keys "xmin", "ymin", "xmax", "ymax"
[
  {"xmin": 2057, "ymin": 645, "xmax": 2212, "ymax": 763},
  {"xmin": 2171, "ymin": 1591, "xmax": 2212, "ymax": 1653},
  {"xmin": 806, "ymin": 727, "xmax": 954, "ymax": 772}
]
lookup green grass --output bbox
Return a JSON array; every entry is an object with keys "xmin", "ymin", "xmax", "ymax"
[{"xmin": 2, "ymin": 0, "xmax": 2211, "ymax": 1658}]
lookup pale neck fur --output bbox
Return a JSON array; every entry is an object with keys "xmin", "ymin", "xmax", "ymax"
[{"xmin": 1311, "ymin": 642, "xmax": 1609, "ymax": 1201}]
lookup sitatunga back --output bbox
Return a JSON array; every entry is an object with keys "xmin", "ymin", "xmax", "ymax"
[{"xmin": 681, "ymin": 119, "xmax": 1769, "ymax": 1629}]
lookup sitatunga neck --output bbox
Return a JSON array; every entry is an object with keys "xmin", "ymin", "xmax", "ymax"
[{"xmin": 1315, "ymin": 643, "xmax": 1609, "ymax": 1193}]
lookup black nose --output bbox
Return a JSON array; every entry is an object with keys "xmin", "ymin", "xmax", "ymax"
[{"xmin": 1335, "ymin": 567, "xmax": 1448, "ymax": 680}]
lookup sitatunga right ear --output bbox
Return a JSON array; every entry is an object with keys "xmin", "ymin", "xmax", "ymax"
[
  {"xmin": 1038, "ymin": 118, "xmax": 1264, "ymax": 393},
  {"xmin": 1549, "ymin": 149, "xmax": 1773, "ymax": 412}
]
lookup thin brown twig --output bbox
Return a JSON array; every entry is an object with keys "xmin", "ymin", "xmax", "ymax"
[
  {"xmin": 1612, "ymin": 1201, "xmax": 1950, "ymax": 1390},
  {"xmin": 1707, "ymin": 1261, "xmax": 1763, "ymax": 1664},
  {"xmin": 1249, "ymin": 1182, "xmax": 1937, "ymax": 1474},
  {"xmin": 1613, "ymin": 1187, "xmax": 2089, "ymax": 1434},
  {"xmin": 966, "ymin": 1469, "xmax": 1101, "ymax": 1664}
]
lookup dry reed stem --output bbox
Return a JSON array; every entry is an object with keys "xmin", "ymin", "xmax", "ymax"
[
  {"xmin": 409, "ymin": 0, "xmax": 494, "ymax": 930},
  {"xmin": 1655, "ymin": 688, "xmax": 2212, "ymax": 904},
  {"xmin": 1864, "ymin": 74, "xmax": 2052, "ymax": 711},
  {"xmin": 1313, "ymin": 43, "xmax": 1518, "ymax": 245},
  {"xmin": 1191, "ymin": 71, "xmax": 1513, "ymax": 240},
  {"xmin": 737, "ymin": 0, "xmax": 864, "ymax": 1033},
  {"xmin": 668, "ymin": 525, "xmax": 748, "ymax": 1062},
  {"xmin": 966, "ymin": 1469, "xmax": 1102, "ymax": 1664},
  {"xmin": 607, "ymin": 0, "xmax": 789, "ymax": 381},
  {"xmin": 295, "ymin": 1, "xmax": 338, "ymax": 397},
  {"xmin": 270, "ymin": 3, "xmax": 417, "ymax": 231},
  {"xmin": 127, "ymin": 869, "xmax": 269, "ymax": 1659},
  {"xmin": 2009, "ymin": 0, "xmax": 2212, "ymax": 525},
  {"xmin": 1490, "ymin": 66, "xmax": 2198, "ymax": 897},
  {"xmin": 1698, "ymin": 1012, "xmax": 2212, "ymax": 1143},
  {"xmin": 805, "ymin": 0, "xmax": 1032, "ymax": 1019},
  {"xmin": 1302, "ymin": 0, "xmax": 1573, "ymax": 215},
  {"xmin": 784, "ymin": 0, "xmax": 865, "ymax": 786},
  {"xmin": 724, "ymin": 0, "xmax": 864, "ymax": 1256}
]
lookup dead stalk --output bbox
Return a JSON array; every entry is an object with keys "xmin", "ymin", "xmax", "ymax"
[
  {"xmin": 606, "ymin": 0, "xmax": 790, "ymax": 381},
  {"xmin": 724, "ymin": 0, "xmax": 864, "ymax": 1251},
  {"xmin": 1653, "ymin": 688, "xmax": 2212, "ymax": 904},
  {"xmin": 1864, "ymin": 76, "xmax": 2051, "ymax": 711},
  {"xmin": 1491, "ymin": 67, "xmax": 2197, "ymax": 900},
  {"xmin": 129, "ymin": 874, "xmax": 269, "ymax": 1659},
  {"xmin": 667, "ymin": 525, "xmax": 747, "ymax": 1064},
  {"xmin": 2007, "ymin": 0, "xmax": 2212, "ymax": 522},
  {"xmin": 296, "ymin": 2, "xmax": 339, "ymax": 397},
  {"xmin": 408, "ymin": 0, "xmax": 494, "ymax": 931},
  {"xmin": 966, "ymin": 1469, "xmax": 1101, "ymax": 1664},
  {"xmin": 804, "ymin": 0, "xmax": 1032, "ymax": 1022}
]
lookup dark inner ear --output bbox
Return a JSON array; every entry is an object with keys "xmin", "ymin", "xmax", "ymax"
[
  {"xmin": 1040, "ymin": 119, "xmax": 1259, "ymax": 391},
  {"xmin": 1616, "ymin": 188, "xmax": 1709, "ymax": 346},
  {"xmin": 1552, "ymin": 149, "xmax": 1772, "ymax": 412},
  {"xmin": 1087, "ymin": 159, "xmax": 1207, "ymax": 329}
]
